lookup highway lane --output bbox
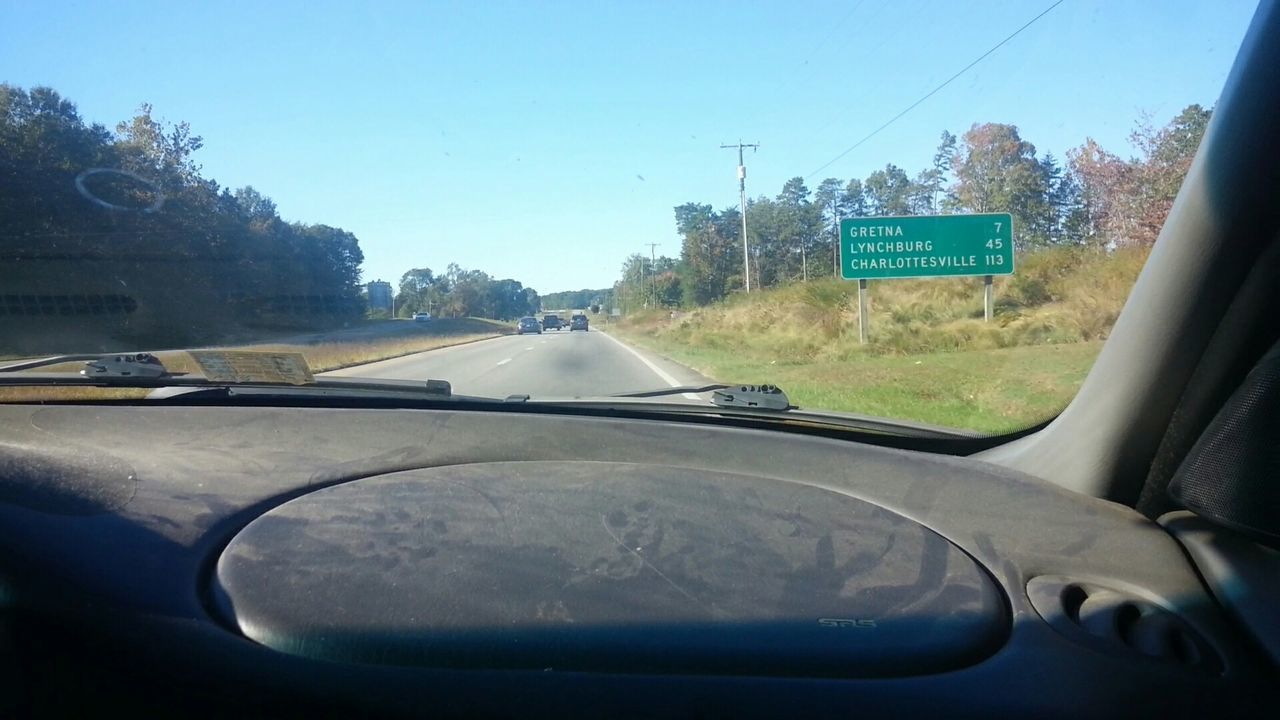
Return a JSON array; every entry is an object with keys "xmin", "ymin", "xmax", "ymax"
[{"xmin": 322, "ymin": 327, "xmax": 714, "ymax": 401}]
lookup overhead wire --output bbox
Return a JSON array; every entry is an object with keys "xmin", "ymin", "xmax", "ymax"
[
  {"xmin": 757, "ymin": 0, "xmax": 877, "ymax": 135},
  {"xmin": 805, "ymin": 0, "xmax": 1066, "ymax": 179}
]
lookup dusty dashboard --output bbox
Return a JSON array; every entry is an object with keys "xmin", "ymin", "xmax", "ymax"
[{"xmin": 0, "ymin": 404, "xmax": 1268, "ymax": 718}]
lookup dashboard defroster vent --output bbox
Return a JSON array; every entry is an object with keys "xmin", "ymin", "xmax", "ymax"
[{"xmin": 1027, "ymin": 576, "xmax": 1221, "ymax": 674}]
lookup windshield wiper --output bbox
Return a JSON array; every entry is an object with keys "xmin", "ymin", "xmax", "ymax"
[
  {"xmin": 0, "ymin": 353, "xmax": 149, "ymax": 373},
  {"xmin": 613, "ymin": 383, "xmax": 793, "ymax": 411},
  {"xmin": 0, "ymin": 352, "xmax": 462, "ymax": 399},
  {"xmin": 710, "ymin": 384, "xmax": 791, "ymax": 411},
  {"xmin": 611, "ymin": 383, "xmax": 730, "ymax": 398}
]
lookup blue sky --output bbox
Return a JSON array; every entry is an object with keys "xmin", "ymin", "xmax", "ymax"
[{"xmin": 0, "ymin": 1, "xmax": 1259, "ymax": 294}]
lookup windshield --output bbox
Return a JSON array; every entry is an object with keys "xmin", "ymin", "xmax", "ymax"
[{"xmin": 0, "ymin": 1, "xmax": 1259, "ymax": 434}]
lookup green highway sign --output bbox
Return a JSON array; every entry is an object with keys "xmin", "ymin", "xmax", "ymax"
[{"xmin": 840, "ymin": 213, "xmax": 1014, "ymax": 280}]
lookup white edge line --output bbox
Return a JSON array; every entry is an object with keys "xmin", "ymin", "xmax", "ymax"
[{"xmin": 598, "ymin": 330, "xmax": 702, "ymax": 401}]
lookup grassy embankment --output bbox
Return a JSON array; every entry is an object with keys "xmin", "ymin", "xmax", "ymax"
[
  {"xmin": 610, "ymin": 246, "xmax": 1149, "ymax": 434},
  {"xmin": 0, "ymin": 317, "xmax": 511, "ymax": 401}
]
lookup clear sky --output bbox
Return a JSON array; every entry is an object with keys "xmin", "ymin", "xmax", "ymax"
[{"xmin": 1, "ymin": 1, "xmax": 1259, "ymax": 295}]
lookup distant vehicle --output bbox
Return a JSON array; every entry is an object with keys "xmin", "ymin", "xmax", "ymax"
[
  {"xmin": 542, "ymin": 313, "xmax": 562, "ymax": 331},
  {"xmin": 412, "ymin": 312, "xmax": 431, "ymax": 322},
  {"xmin": 517, "ymin": 316, "xmax": 541, "ymax": 335},
  {"xmin": 570, "ymin": 315, "xmax": 588, "ymax": 331}
]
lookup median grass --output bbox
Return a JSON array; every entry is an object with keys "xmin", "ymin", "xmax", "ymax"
[{"xmin": 611, "ymin": 245, "xmax": 1147, "ymax": 433}]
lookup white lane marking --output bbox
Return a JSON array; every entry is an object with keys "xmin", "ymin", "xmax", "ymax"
[
  {"xmin": 524, "ymin": 346, "xmax": 534, "ymax": 350},
  {"xmin": 598, "ymin": 330, "xmax": 701, "ymax": 400},
  {"xmin": 496, "ymin": 358, "xmax": 512, "ymax": 366}
]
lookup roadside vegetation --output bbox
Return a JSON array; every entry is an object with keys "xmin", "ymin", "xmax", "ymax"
[
  {"xmin": 603, "ymin": 103, "xmax": 1207, "ymax": 432},
  {"xmin": 610, "ymin": 245, "xmax": 1148, "ymax": 433},
  {"xmin": 0, "ymin": 84, "xmax": 544, "ymax": 357}
]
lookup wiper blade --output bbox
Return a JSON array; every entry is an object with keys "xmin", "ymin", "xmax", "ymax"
[
  {"xmin": 611, "ymin": 383, "xmax": 730, "ymax": 398},
  {"xmin": 0, "ymin": 354, "xmax": 138, "ymax": 373},
  {"xmin": 612, "ymin": 383, "xmax": 793, "ymax": 411},
  {"xmin": 0, "ymin": 372, "xmax": 456, "ymax": 396},
  {"xmin": 0, "ymin": 352, "xmax": 460, "ymax": 399}
]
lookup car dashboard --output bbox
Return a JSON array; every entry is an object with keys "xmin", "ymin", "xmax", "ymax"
[{"xmin": 0, "ymin": 403, "xmax": 1271, "ymax": 718}]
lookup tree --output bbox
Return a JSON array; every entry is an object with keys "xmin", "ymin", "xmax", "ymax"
[
  {"xmin": 814, "ymin": 178, "xmax": 845, "ymax": 278},
  {"xmin": 114, "ymin": 103, "xmax": 204, "ymax": 189},
  {"xmin": 540, "ymin": 288, "xmax": 611, "ymax": 311},
  {"xmin": 909, "ymin": 170, "xmax": 939, "ymax": 215},
  {"xmin": 232, "ymin": 186, "xmax": 277, "ymax": 221},
  {"xmin": 841, "ymin": 178, "xmax": 867, "ymax": 217},
  {"xmin": 1038, "ymin": 152, "xmax": 1086, "ymax": 245},
  {"xmin": 294, "ymin": 223, "xmax": 364, "ymax": 292},
  {"xmin": 776, "ymin": 177, "xmax": 821, "ymax": 282},
  {"xmin": 652, "ymin": 270, "xmax": 683, "ymax": 307},
  {"xmin": 396, "ymin": 268, "xmax": 440, "ymax": 316},
  {"xmin": 863, "ymin": 164, "xmax": 912, "ymax": 216},
  {"xmin": 746, "ymin": 196, "xmax": 784, "ymax": 287},
  {"xmin": 931, "ymin": 130, "xmax": 957, "ymax": 211},
  {"xmin": 950, "ymin": 123, "xmax": 1051, "ymax": 248},
  {"xmin": 1, "ymin": 83, "xmax": 374, "ymax": 350},
  {"xmin": 675, "ymin": 202, "xmax": 740, "ymax": 305},
  {"xmin": 1068, "ymin": 137, "xmax": 1136, "ymax": 247},
  {"xmin": 1061, "ymin": 105, "xmax": 1211, "ymax": 249},
  {"xmin": 1128, "ymin": 104, "xmax": 1212, "ymax": 245},
  {"xmin": 486, "ymin": 278, "xmax": 533, "ymax": 320}
]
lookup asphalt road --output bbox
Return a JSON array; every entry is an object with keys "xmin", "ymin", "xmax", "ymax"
[{"xmin": 323, "ymin": 327, "xmax": 713, "ymax": 401}]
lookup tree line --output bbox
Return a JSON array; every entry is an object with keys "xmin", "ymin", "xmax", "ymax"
[
  {"xmin": 538, "ymin": 288, "xmax": 614, "ymax": 314},
  {"xmin": 1, "ymin": 84, "xmax": 366, "ymax": 348},
  {"xmin": 393, "ymin": 265, "xmax": 540, "ymax": 321},
  {"xmin": 615, "ymin": 105, "xmax": 1211, "ymax": 310}
]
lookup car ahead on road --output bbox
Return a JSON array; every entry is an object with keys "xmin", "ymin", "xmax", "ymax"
[
  {"xmin": 542, "ymin": 314, "xmax": 562, "ymax": 331},
  {"xmin": 570, "ymin": 315, "xmax": 588, "ymax": 331},
  {"xmin": 412, "ymin": 312, "xmax": 431, "ymax": 322},
  {"xmin": 516, "ymin": 316, "xmax": 541, "ymax": 335}
]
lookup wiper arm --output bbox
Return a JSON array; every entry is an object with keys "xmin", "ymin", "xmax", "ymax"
[
  {"xmin": 0, "ymin": 352, "xmax": 460, "ymax": 399},
  {"xmin": 710, "ymin": 384, "xmax": 792, "ymax": 411},
  {"xmin": 0, "ymin": 371, "xmax": 456, "ymax": 396},
  {"xmin": 0, "ymin": 354, "xmax": 143, "ymax": 373},
  {"xmin": 612, "ymin": 383, "xmax": 793, "ymax": 411}
]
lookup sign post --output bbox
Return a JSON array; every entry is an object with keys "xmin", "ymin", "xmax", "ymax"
[
  {"xmin": 840, "ymin": 213, "xmax": 1014, "ymax": 339},
  {"xmin": 858, "ymin": 279, "xmax": 869, "ymax": 344},
  {"xmin": 983, "ymin": 275, "xmax": 994, "ymax": 322}
]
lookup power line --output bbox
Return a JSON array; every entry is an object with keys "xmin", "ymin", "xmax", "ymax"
[
  {"xmin": 806, "ymin": 0, "xmax": 1066, "ymax": 180},
  {"xmin": 806, "ymin": 0, "xmax": 937, "ymax": 140},
  {"xmin": 798, "ymin": 0, "xmax": 869, "ymax": 66},
  {"xmin": 762, "ymin": 0, "xmax": 879, "ymax": 135}
]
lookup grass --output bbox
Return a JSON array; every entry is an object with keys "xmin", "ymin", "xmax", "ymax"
[
  {"xmin": 611, "ymin": 332, "xmax": 1101, "ymax": 433},
  {"xmin": 609, "ymin": 245, "xmax": 1148, "ymax": 433},
  {"xmin": 0, "ymin": 317, "xmax": 511, "ymax": 402}
]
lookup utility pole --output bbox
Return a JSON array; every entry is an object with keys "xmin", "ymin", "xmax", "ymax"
[
  {"xmin": 639, "ymin": 254, "xmax": 647, "ymax": 309},
  {"xmin": 831, "ymin": 196, "xmax": 841, "ymax": 279},
  {"xmin": 645, "ymin": 242, "xmax": 659, "ymax": 307},
  {"xmin": 721, "ymin": 141, "xmax": 759, "ymax": 293}
]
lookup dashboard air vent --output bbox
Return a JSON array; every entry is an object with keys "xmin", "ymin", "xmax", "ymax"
[{"xmin": 1027, "ymin": 576, "xmax": 1220, "ymax": 674}]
